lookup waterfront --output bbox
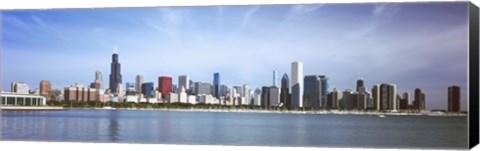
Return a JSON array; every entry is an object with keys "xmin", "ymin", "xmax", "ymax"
[{"xmin": 1, "ymin": 109, "xmax": 468, "ymax": 149}]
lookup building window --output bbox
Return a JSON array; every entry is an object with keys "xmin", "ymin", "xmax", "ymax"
[
  {"xmin": 1, "ymin": 97, "xmax": 5, "ymax": 105},
  {"xmin": 18, "ymin": 97, "xmax": 25, "ymax": 106},
  {"xmin": 7, "ymin": 97, "xmax": 15, "ymax": 105},
  {"xmin": 26, "ymin": 98, "xmax": 32, "ymax": 106}
]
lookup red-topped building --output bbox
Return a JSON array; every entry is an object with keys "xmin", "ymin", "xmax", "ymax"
[{"xmin": 159, "ymin": 76, "xmax": 172, "ymax": 99}]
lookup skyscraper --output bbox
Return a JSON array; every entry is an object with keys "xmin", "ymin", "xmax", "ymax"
[
  {"xmin": 319, "ymin": 75, "xmax": 328, "ymax": 107},
  {"xmin": 269, "ymin": 86, "xmax": 280, "ymax": 107},
  {"xmin": 372, "ymin": 84, "xmax": 380, "ymax": 110},
  {"xmin": 280, "ymin": 73, "xmax": 290, "ymax": 108},
  {"xmin": 413, "ymin": 88, "xmax": 425, "ymax": 111},
  {"xmin": 194, "ymin": 82, "xmax": 212, "ymax": 95},
  {"xmin": 448, "ymin": 85, "xmax": 461, "ymax": 112},
  {"xmin": 304, "ymin": 75, "xmax": 320, "ymax": 108},
  {"xmin": 179, "ymin": 75, "xmax": 189, "ymax": 93},
  {"xmin": 213, "ymin": 73, "xmax": 220, "ymax": 98},
  {"xmin": 135, "ymin": 75, "xmax": 144, "ymax": 93},
  {"xmin": 261, "ymin": 86, "xmax": 270, "ymax": 108},
  {"xmin": 158, "ymin": 76, "xmax": 172, "ymax": 99},
  {"xmin": 109, "ymin": 48, "xmax": 122, "ymax": 94},
  {"xmin": 90, "ymin": 70, "xmax": 103, "ymax": 89},
  {"xmin": 95, "ymin": 69, "xmax": 103, "ymax": 89},
  {"xmin": 327, "ymin": 88, "xmax": 340, "ymax": 108},
  {"xmin": 291, "ymin": 61, "xmax": 303, "ymax": 109},
  {"xmin": 356, "ymin": 79, "xmax": 364, "ymax": 92},
  {"xmin": 379, "ymin": 83, "xmax": 397, "ymax": 111}
]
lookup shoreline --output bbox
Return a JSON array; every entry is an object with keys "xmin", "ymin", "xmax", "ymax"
[
  {"xmin": 1, "ymin": 106, "xmax": 468, "ymax": 116},
  {"xmin": 69, "ymin": 107, "xmax": 467, "ymax": 117},
  {"xmin": 0, "ymin": 106, "xmax": 67, "ymax": 111}
]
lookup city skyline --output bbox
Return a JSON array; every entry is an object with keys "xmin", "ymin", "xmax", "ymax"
[{"xmin": 1, "ymin": 3, "xmax": 469, "ymax": 110}]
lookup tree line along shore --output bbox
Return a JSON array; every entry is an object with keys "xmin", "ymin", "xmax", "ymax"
[{"xmin": 41, "ymin": 100, "xmax": 468, "ymax": 116}]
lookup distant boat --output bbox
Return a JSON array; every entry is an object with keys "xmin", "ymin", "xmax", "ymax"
[{"xmin": 379, "ymin": 115, "xmax": 386, "ymax": 118}]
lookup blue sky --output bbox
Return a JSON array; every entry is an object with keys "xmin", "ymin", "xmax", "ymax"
[{"xmin": 1, "ymin": 2, "xmax": 469, "ymax": 110}]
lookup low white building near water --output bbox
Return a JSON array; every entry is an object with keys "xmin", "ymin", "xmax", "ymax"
[{"xmin": 1, "ymin": 92, "xmax": 46, "ymax": 106}]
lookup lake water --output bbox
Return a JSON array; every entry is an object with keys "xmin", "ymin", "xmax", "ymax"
[{"xmin": 1, "ymin": 109, "xmax": 468, "ymax": 149}]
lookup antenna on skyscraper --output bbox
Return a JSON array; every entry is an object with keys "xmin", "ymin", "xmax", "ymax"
[{"xmin": 113, "ymin": 45, "xmax": 118, "ymax": 54}]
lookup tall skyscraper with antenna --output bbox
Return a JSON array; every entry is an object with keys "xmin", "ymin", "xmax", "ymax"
[{"xmin": 109, "ymin": 46, "xmax": 122, "ymax": 94}]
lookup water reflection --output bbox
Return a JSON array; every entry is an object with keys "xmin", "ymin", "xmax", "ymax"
[{"xmin": 108, "ymin": 110, "xmax": 120, "ymax": 142}]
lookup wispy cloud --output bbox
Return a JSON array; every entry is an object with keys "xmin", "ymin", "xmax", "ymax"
[
  {"xmin": 241, "ymin": 6, "xmax": 260, "ymax": 28},
  {"xmin": 372, "ymin": 4, "xmax": 400, "ymax": 17},
  {"xmin": 291, "ymin": 4, "xmax": 324, "ymax": 14},
  {"xmin": 145, "ymin": 8, "xmax": 190, "ymax": 41},
  {"xmin": 31, "ymin": 15, "xmax": 67, "ymax": 41}
]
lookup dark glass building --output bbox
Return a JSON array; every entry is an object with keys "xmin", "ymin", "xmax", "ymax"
[
  {"xmin": 213, "ymin": 73, "xmax": 220, "ymax": 98},
  {"xmin": 413, "ymin": 88, "xmax": 425, "ymax": 111},
  {"xmin": 448, "ymin": 85, "xmax": 461, "ymax": 112},
  {"xmin": 142, "ymin": 82, "xmax": 154, "ymax": 98},
  {"xmin": 304, "ymin": 75, "xmax": 320, "ymax": 108},
  {"xmin": 109, "ymin": 52, "xmax": 122, "ymax": 94},
  {"xmin": 356, "ymin": 79, "xmax": 364, "ymax": 92},
  {"xmin": 280, "ymin": 73, "xmax": 291, "ymax": 108},
  {"xmin": 261, "ymin": 86, "xmax": 270, "ymax": 108}
]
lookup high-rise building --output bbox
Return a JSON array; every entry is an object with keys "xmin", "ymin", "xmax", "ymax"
[
  {"xmin": 269, "ymin": 86, "xmax": 280, "ymax": 107},
  {"xmin": 319, "ymin": 75, "xmax": 328, "ymax": 107},
  {"xmin": 142, "ymin": 82, "xmax": 154, "ymax": 98},
  {"xmin": 109, "ymin": 48, "xmax": 122, "ymax": 94},
  {"xmin": 356, "ymin": 87, "xmax": 370, "ymax": 110},
  {"xmin": 95, "ymin": 70, "xmax": 103, "ymax": 89},
  {"xmin": 399, "ymin": 92, "xmax": 409, "ymax": 110},
  {"xmin": 135, "ymin": 75, "xmax": 144, "ymax": 93},
  {"xmin": 179, "ymin": 75, "xmax": 189, "ymax": 93},
  {"xmin": 327, "ymin": 88, "xmax": 340, "ymax": 108},
  {"xmin": 220, "ymin": 85, "xmax": 228, "ymax": 97},
  {"xmin": 261, "ymin": 86, "xmax": 270, "ymax": 108},
  {"xmin": 291, "ymin": 61, "xmax": 303, "ymax": 109},
  {"xmin": 379, "ymin": 83, "xmax": 397, "ymax": 111},
  {"xmin": 158, "ymin": 76, "xmax": 172, "ymax": 99},
  {"xmin": 242, "ymin": 84, "xmax": 250, "ymax": 105},
  {"xmin": 195, "ymin": 82, "xmax": 212, "ymax": 95},
  {"xmin": 11, "ymin": 82, "xmax": 30, "ymax": 94},
  {"xmin": 273, "ymin": 70, "xmax": 278, "ymax": 86},
  {"xmin": 303, "ymin": 75, "xmax": 328, "ymax": 109},
  {"xmin": 371, "ymin": 84, "xmax": 380, "ymax": 110},
  {"xmin": 341, "ymin": 89, "xmax": 355, "ymax": 110},
  {"xmin": 356, "ymin": 79, "xmax": 364, "ymax": 92},
  {"xmin": 90, "ymin": 70, "xmax": 103, "ymax": 89},
  {"xmin": 413, "ymin": 88, "xmax": 425, "ymax": 111},
  {"xmin": 253, "ymin": 88, "xmax": 262, "ymax": 106},
  {"xmin": 448, "ymin": 85, "xmax": 461, "ymax": 112},
  {"xmin": 213, "ymin": 73, "xmax": 220, "ymax": 98},
  {"xmin": 280, "ymin": 73, "xmax": 290, "ymax": 108},
  {"xmin": 304, "ymin": 75, "xmax": 320, "ymax": 108},
  {"xmin": 39, "ymin": 80, "xmax": 52, "ymax": 95}
]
